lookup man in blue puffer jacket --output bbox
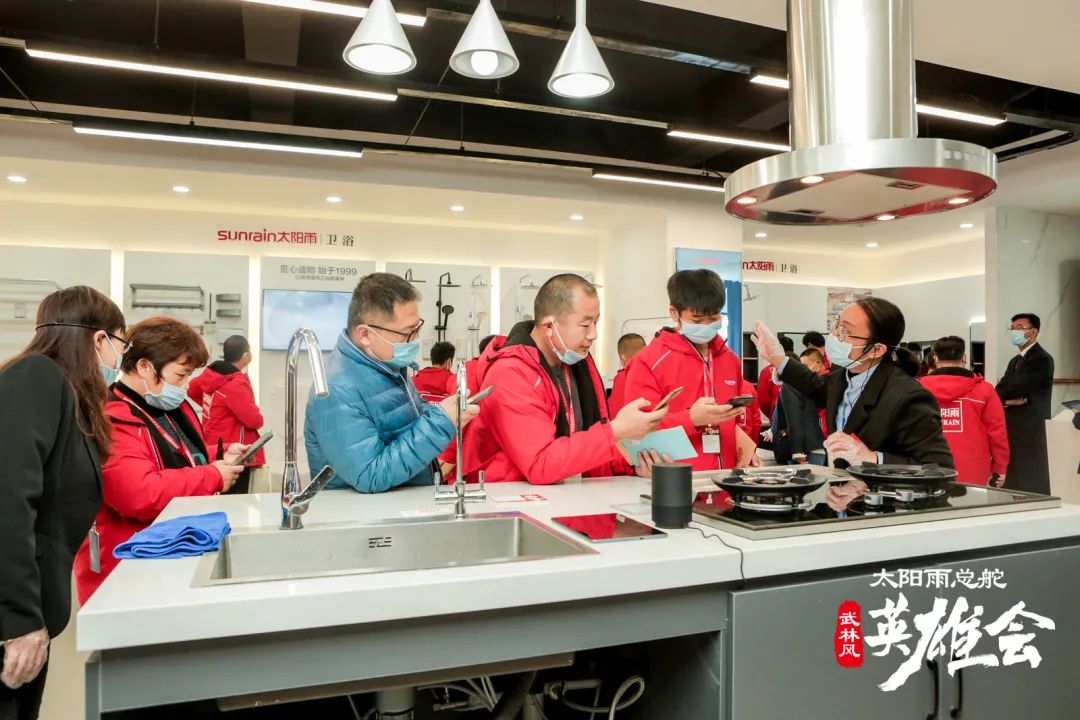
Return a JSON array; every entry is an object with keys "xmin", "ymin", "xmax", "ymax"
[{"xmin": 305, "ymin": 273, "xmax": 479, "ymax": 493}]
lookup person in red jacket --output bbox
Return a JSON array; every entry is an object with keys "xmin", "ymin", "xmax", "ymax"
[
  {"xmin": 188, "ymin": 335, "xmax": 264, "ymax": 494},
  {"xmin": 413, "ymin": 341, "xmax": 457, "ymax": 403},
  {"xmin": 920, "ymin": 335, "xmax": 1009, "ymax": 487},
  {"xmin": 74, "ymin": 318, "xmax": 247, "ymax": 602},
  {"xmin": 624, "ymin": 270, "xmax": 760, "ymax": 471},
  {"xmin": 607, "ymin": 332, "xmax": 646, "ymax": 415},
  {"xmin": 756, "ymin": 335, "xmax": 794, "ymax": 419},
  {"xmin": 459, "ymin": 335, "xmax": 500, "ymax": 397},
  {"xmin": 461, "ymin": 274, "xmax": 667, "ymax": 485}
]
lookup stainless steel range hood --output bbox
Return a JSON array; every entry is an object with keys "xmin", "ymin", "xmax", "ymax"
[{"xmin": 724, "ymin": 0, "xmax": 997, "ymax": 225}]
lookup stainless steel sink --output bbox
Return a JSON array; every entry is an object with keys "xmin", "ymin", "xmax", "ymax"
[{"xmin": 192, "ymin": 511, "xmax": 595, "ymax": 587}]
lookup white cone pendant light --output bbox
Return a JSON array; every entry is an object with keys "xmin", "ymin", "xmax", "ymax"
[
  {"xmin": 450, "ymin": 0, "xmax": 519, "ymax": 79},
  {"xmin": 342, "ymin": 0, "xmax": 416, "ymax": 75},
  {"xmin": 548, "ymin": 0, "xmax": 613, "ymax": 98}
]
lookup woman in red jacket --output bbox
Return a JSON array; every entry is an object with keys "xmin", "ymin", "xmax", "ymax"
[
  {"xmin": 919, "ymin": 336, "xmax": 1009, "ymax": 486},
  {"xmin": 74, "ymin": 318, "xmax": 246, "ymax": 602}
]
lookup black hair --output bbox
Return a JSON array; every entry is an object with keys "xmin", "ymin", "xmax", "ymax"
[
  {"xmin": 856, "ymin": 297, "xmax": 906, "ymax": 358},
  {"xmin": 779, "ymin": 334, "xmax": 795, "ymax": 353},
  {"xmin": 223, "ymin": 335, "xmax": 250, "ymax": 363},
  {"xmin": 534, "ymin": 274, "xmax": 597, "ymax": 320},
  {"xmin": 667, "ymin": 269, "xmax": 725, "ymax": 315},
  {"xmin": 478, "ymin": 335, "xmax": 496, "ymax": 354},
  {"xmin": 430, "ymin": 341, "xmax": 456, "ymax": 366},
  {"xmin": 802, "ymin": 331, "xmax": 825, "ymax": 348},
  {"xmin": 617, "ymin": 333, "xmax": 645, "ymax": 356},
  {"xmin": 932, "ymin": 335, "xmax": 966, "ymax": 363},
  {"xmin": 1011, "ymin": 313, "xmax": 1041, "ymax": 330},
  {"xmin": 348, "ymin": 273, "xmax": 420, "ymax": 330},
  {"xmin": 894, "ymin": 347, "xmax": 921, "ymax": 377},
  {"xmin": 904, "ymin": 341, "xmax": 922, "ymax": 354},
  {"xmin": 800, "ymin": 348, "xmax": 823, "ymax": 364}
]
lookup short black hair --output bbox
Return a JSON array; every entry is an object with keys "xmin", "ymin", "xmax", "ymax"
[
  {"xmin": 534, "ymin": 274, "xmax": 597, "ymax": 320},
  {"xmin": 1011, "ymin": 313, "xmax": 1041, "ymax": 330},
  {"xmin": 617, "ymin": 333, "xmax": 645, "ymax": 356},
  {"xmin": 348, "ymin": 273, "xmax": 420, "ymax": 330},
  {"xmin": 779, "ymin": 334, "xmax": 795, "ymax": 353},
  {"xmin": 478, "ymin": 335, "xmax": 496, "ymax": 354},
  {"xmin": 904, "ymin": 341, "xmax": 922, "ymax": 354},
  {"xmin": 801, "ymin": 347, "xmax": 823, "ymax": 363},
  {"xmin": 932, "ymin": 335, "xmax": 966, "ymax": 363},
  {"xmin": 430, "ymin": 341, "xmax": 456, "ymax": 366},
  {"xmin": 223, "ymin": 335, "xmax": 250, "ymax": 363},
  {"xmin": 802, "ymin": 331, "xmax": 825, "ymax": 348},
  {"xmin": 856, "ymin": 297, "xmax": 906, "ymax": 352},
  {"xmin": 894, "ymin": 347, "xmax": 921, "ymax": 377},
  {"xmin": 667, "ymin": 269, "xmax": 725, "ymax": 315}
]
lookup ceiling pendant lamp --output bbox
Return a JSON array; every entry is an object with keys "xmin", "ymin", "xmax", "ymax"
[
  {"xmin": 342, "ymin": 0, "xmax": 416, "ymax": 75},
  {"xmin": 449, "ymin": 0, "xmax": 519, "ymax": 79},
  {"xmin": 547, "ymin": 0, "xmax": 613, "ymax": 98}
]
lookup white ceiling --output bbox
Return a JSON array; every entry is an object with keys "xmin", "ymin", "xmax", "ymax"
[{"xmin": 645, "ymin": 0, "xmax": 1080, "ymax": 95}]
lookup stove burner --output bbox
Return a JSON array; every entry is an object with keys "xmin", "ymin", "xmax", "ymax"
[{"xmin": 734, "ymin": 497, "xmax": 815, "ymax": 513}]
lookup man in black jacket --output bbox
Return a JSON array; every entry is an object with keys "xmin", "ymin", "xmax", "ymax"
[
  {"xmin": 996, "ymin": 313, "xmax": 1055, "ymax": 494},
  {"xmin": 752, "ymin": 298, "xmax": 953, "ymax": 508}
]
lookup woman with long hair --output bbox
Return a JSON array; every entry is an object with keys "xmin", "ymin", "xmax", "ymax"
[{"xmin": 0, "ymin": 286, "xmax": 125, "ymax": 720}]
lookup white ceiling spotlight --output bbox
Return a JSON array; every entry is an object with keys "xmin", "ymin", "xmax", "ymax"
[
  {"xmin": 754, "ymin": 232, "xmax": 768, "ymax": 238},
  {"xmin": 960, "ymin": 222, "xmax": 975, "ymax": 229},
  {"xmin": 342, "ymin": 0, "xmax": 417, "ymax": 75},
  {"xmin": 450, "ymin": 204, "xmax": 465, "ymax": 213},
  {"xmin": 172, "ymin": 185, "xmax": 190, "ymax": 193},
  {"xmin": 450, "ymin": 0, "xmax": 519, "ymax": 80},
  {"xmin": 548, "ymin": 0, "xmax": 613, "ymax": 99},
  {"xmin": 569, "ymin": 213, "xmax": 584, "ymax": 221},
  {"xmin": 866, "ymin": 242, "xmax": 879, "ymax": 248},
  {"xmin": 6, "ymin": 175, "xmax": 27, "ymax": 183},
  {"xmin": 326, "ymin": 195, "xmax": 342, "ymax": 203}
]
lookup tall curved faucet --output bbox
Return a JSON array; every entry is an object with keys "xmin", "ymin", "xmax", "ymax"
[{"xmin": 281, "ymin": 328, "xmax": 332, "ymax": 530}]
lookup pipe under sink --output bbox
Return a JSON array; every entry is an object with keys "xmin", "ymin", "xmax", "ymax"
[{"xmin": 192, "ymin": 511, "xmax": 596, "ymax": 587}]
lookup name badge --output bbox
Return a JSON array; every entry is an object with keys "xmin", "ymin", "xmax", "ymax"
[{"xmin": 702, "ymin": 431, "xmax": 721, "ymax": 455}]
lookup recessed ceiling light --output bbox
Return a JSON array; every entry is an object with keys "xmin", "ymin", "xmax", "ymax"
[
  {"xmin": 960, "ymin": 223, "xmax": 974, "ymax": 229},
  {"xmin": 569, "ymin": 213, "xmax": 584, "ymax": 221},
  {"xmin": 947, "ymin": 197, "xmax": 972, "ymax": 205},
  {"xmin": 749, "ymin": 73, "xmax": 790, "ymax": 89},
  {"xmin": 6, "ymin": 175, "xmax": 27, "ymax": 183},
  {"xmin": 450, "ymin": 204, "xmax": 465, "ymax": 212},
  {"xmin": 172, "ymin": 185, "xmax": 190, "ymax": 193},
  {"xmin": 800, "ymin": 175, "xmax": 825, "ymax": 185},
  {"xmin": 326, "ymin": 195, "xmax": 342, "ymax": 203},
  {"xmin": 866, "ymin": 242, "xmax": 879, "ymax": 248},
  {"xmin": 736, "ymin": 196, "xmax": 758, "ymax": 205},
  {"xmin": 754, "ymin": 232, "xmax": 768, "ymax": 239},
  {"xmin": 876, "ymin": 214, "xmax": 896, "ymax": 222}
]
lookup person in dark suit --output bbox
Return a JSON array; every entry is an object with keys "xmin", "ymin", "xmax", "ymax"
[
  {"xmin": 752, "ymin": 298, "xmax": 953, "ymax": 510},
  {"xmin": 996, "ymin": 313, "xmax": 1055, "ymax": 494},
  {"xmin": 772, "ymin": 348, "xmax": 827, "ymax": 465},
  {"xmin": 0, "ymin": 287, "xmax": 125, "ymax": 720}
]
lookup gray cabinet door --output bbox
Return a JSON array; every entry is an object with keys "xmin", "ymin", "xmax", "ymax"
[
  {"xmin": 728, "ymin": 573, "xmax": 944, "ymax": 720},
  {"xmin": 933, "ymin": 544, "xmax": 1080, "ymax": 720}
]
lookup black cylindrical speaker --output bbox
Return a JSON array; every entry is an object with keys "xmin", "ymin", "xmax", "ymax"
[{"xmin": 651, "ymin": 462, "xmax": 693, "ymax": 529}]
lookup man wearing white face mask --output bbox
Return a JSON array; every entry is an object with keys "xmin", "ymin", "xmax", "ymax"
[
  {"xmin": 752, "ymin": 298, "xmax": 953, "ymax": 509},
  {"xmin": 995, "ymin": 313, "xmax": 1054, "ymax": 494},
  {"xmin": 460, "ymin": 274, "xmax": 666, "ymax": 484},
  {"xmin": 306, "ymin": 273, "xmax": 478, "ymax": 494},
  {"xmin": 625, "ymin": 270, "xmax": 760, "ymax": 471}
]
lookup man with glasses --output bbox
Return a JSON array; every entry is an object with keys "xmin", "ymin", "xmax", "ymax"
[
  {"xmin": 995, "ymin": 313, "xmax": 1055, "ymax": 494},
  {"xmin": 305, "ymin": 273, "xmax": 478, "ymax": 493}
]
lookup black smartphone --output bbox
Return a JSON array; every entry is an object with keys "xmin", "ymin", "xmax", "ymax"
[
  {"xmin": 652, "ymin": 386, "xmax": 684, "ymax": 411},
  {"xmin": 728, "ymin": 395, "xmax": 755, "ymax": 408},
  {"xmin": 468, "ymin": 385, "xmax": 494, "ymax": 404},
  {"xmin": 231, "ymin": 430, "xmax": 274, "ymax": 466}
]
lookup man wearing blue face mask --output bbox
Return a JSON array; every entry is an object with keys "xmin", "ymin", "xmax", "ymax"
[
  {"xmin": 305, "ymin": 273, "xmax": 478, "ymax": 493},
  {"xmin": 995, "ymin": 313, "xmax": 1054, "ymax": 494},
  {"xmin": 625, "ymin": 270, "xmax": 760, "ymax": 471}
]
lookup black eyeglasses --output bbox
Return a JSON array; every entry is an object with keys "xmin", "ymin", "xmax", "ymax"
[{"xmin": 367, "ymin": 318, "xmax": 425, "ymax": 343}]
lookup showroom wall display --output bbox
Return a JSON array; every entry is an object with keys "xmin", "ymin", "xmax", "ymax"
[
  {"xmin": 498, "ymin": 266, "xmax": 589, "ymax": 336},
  {"xmin": 385, "ymin": 261, "xmax": 492, "ymax": 361}
]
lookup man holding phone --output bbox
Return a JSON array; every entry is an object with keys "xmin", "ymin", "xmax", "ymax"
[{"xmin": 624, "ymin": 270, "xmax": 760, "ymax": 472}]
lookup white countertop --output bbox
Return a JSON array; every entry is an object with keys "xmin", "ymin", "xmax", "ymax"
[{"xmin": 77, "ymin": 477, "xmax": 1080, "ymax": 652}]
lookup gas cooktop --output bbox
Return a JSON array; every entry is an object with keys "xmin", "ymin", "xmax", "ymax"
[{"xmin": 684, "ymin": 468, "xmax": 1061, "ymax": 540}]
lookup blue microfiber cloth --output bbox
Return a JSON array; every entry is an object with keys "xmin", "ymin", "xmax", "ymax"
[{"xmin": 114, "ymin": 512, "xmax": 231, "ymax": 560}]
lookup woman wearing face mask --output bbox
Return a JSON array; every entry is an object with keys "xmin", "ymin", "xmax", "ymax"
[
  {"xmin": 73, "ymin": 317, "xmax": 247, "ymax": 602},
  {"xmin": 0, "ymin": 287, "xmax": 124, "ymax": 718},
  {"xmin": 751, "ymin": 298, "xmax": 953, "ymax": 509}
]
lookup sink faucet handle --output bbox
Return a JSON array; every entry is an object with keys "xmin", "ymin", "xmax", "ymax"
[{"xmin": 288, "ymin": 464, "xmax": 335, "ymax": 516}]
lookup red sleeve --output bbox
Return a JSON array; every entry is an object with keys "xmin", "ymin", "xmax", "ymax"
[
  {"xmin": 102, "ymin": 423, "xmax": 224, "ymax": 523},
  {"xmin": 446, "ymin": 373, "xmax": 457, "ymax": 398},
  {"xmin": 221, "ymin": 376, "xmax": 264, "ymax": 430},
  {"xmin": 187, "ymin": 375, "xmax": 207, "ymax": 406},
  {"xmin": 737, "ymin": 380, "xmax": 762, "ymax": 441},
  {"xmin": 608, "ymin": 371, "xmax": 626, "ymax": 416},
  {"xmin": 484, "ymin": 362, "xmax": 622, "ymax": 485},
  {"xmin": 624, "ymin": 355, "xmax": 697, "ymax": 439},
  {"xmin": 981, "ymin": 385, "xmax": 1011, "ymax": 476}
]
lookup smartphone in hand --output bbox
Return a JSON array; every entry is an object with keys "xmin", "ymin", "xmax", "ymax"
[{"xmin": 652, "ymin": 386, "xmax": 684, "ymax": 411}]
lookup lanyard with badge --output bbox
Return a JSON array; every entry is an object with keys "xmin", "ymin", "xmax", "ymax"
[
  {"xmin": 699, "ymin": 354, "xmax": 722, "ymax": 455},
  {"xmin": 553, "ymin": 365, "xmax": 577, "ymax": 433}
]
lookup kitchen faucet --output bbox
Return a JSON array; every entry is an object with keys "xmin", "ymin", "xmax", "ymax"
[
  {"xmin": 281, "ymin": 328, "xmax": 332, "ymax": 530},
  {"xmin": 434, "ymin": 360, "xmax": 486, "ymax": 518}
]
